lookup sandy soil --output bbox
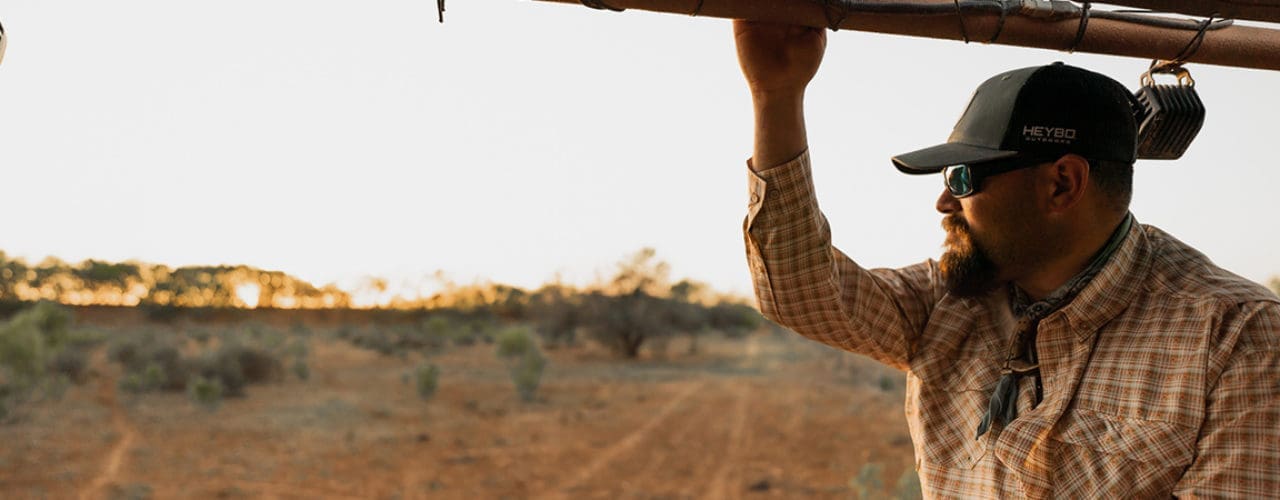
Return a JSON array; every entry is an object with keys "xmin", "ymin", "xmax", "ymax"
[{"xmin": 0, "ymin": 328, "xmax": 915, "ymax": 500}]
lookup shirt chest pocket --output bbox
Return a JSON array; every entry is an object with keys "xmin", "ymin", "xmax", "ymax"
[
  {"xmin": 915, "ymin": 358, "xmax": 1000, "ymax": 469},
  {"xmin": 1049, "ymin": 409, "xmax": 1197, "ymax": 496}
]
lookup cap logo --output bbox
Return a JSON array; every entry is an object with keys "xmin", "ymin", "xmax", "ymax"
[{"xmin": 1022, "ymin": 125, "xmax": 1076, "ymax": 144}]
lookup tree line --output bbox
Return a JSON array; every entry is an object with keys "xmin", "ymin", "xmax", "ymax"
[
  {"xmin": 0, "ymin": 249, "xmax": 769, "ymax": 358},
  {"xmin": 0, "ymin": 251, "xmax": 349, "ymax": 309}
]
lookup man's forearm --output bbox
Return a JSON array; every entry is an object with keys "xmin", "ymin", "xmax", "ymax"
[{"xmin": 751, "ymin": 91, "xmax": 807, "ymax": 172}]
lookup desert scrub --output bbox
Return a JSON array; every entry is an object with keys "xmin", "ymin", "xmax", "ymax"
[
  {"xmin": 495, "ymin": 326, "xmax": 536, "ymax": 359},
  {"xmin": 414, "ymin": 363, "xmax": 440, "ymax": 401},
  {"xmin": 291, "ymin": 358, "xmax": 310, "ymax": 381},
  {"xmin": 510, "ymin": 351, "xmax": 547, "ymax": 402},
  {"xmin": 0, "ymin": 302, "xmax": 84, "ymax": 421},
  {"xmin": 285, "ymin": 338, "xmax": 310, "ymax": 381},
  {"xmin": 494, "ymin": 326, "xmax": 546, "ymax": 402},
  {"xmin": 850, "ymin": 462, "xmax": 884, "ymax": 499},
  {"xmin": 894, "ymin": 467, "xmax": 922, "ymax": 499},
  {"xmin": 192, "ymin": 343, "xmax": 284, "ymax": 397},
  {"xmin": 187, "ymin": 375, "xmax": 224, "ymax": 412}
]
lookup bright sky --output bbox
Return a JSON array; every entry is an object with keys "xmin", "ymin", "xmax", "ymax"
[{"xmin": 2, "ymin": 1, "xmax": 1278, "ymax": 298}]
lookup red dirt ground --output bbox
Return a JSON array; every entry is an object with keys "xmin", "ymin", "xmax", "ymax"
[{"xmin": 0, "ymin": 323, "xmax": 916, "ymax": 500}]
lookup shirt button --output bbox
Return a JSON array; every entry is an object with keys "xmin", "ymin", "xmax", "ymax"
[{"xmin": 749, "ymin": 193, "xmax": 761, "ymax": 204}]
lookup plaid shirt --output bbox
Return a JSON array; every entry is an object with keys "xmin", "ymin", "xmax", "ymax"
[{"xmin": 744, "ymin": 151, "xmax": 1280, "ymax": 499}]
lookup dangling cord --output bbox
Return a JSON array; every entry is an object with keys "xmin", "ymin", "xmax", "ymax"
[
  {"xmin": 437, "ymin": 0, "xmax": 445, "ymax": 23},
  {"xmin": 1171, "ymin": 13, "xmax": 1215, "ymax": 64},
  {"xmin": 690, "ymin": 0, "xmax": 705, "ymax": 16},
  {"xmin": 954, "ymin": 0, "xmax": 970, "ymax": 43},
  {"xmin": 1068, "ymin": 1, "xmax": 1091, "ymax": 53},
  {"xmin": 987, "ymin": 0, "xmax": 1009, "ymax": 43}
]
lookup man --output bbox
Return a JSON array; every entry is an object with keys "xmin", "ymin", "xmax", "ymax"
[{"xmin": 735, "ymin": 21, "xmax": 1279, "ymax": 498}]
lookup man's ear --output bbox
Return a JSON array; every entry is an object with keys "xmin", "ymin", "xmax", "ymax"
[{"xmin": 1044, "ymin": 154, "xmax": 1090, "ymax": 213}]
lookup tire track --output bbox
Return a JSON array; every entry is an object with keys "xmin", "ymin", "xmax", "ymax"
[
  {"xmin": 624, "ymin": 381, "xmax": 727, "ymax": 492},
  {"xmin": 400, "ymin": 442, "xmax": 564, "ymax": 500},
  {"xmin": 702, "ymin": 381, "xmax": 751, "ymax": 500},
  {"xmin": 538, "ymin": 380, "xmax": 706, "ymax": 499},
  {"xmin": 231, "ymin": 479, "xmax": 368, "ymax": 500},
  {"xmin": 79, "ymin": 353, "xmax": 138, "ymax": 500}
]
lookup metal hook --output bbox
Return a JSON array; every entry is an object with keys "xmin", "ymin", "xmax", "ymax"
[{"xmin": 1143, "ymin": 59, "xmax": 1196, "ymax": 87}]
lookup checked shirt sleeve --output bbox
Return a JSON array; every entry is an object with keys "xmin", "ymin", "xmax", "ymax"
[
  {"xmin": 1173, "ymin": 301, "xmax": 1280, "ymax": 498},
  {"xmin": 743, "ymin": 151, "xmax": 943, "ymax": 370}
]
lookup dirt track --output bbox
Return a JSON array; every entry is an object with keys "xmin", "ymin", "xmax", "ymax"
[{"xmin": 1, "ymin": 330, "xmax": 915, "ymax": 499}]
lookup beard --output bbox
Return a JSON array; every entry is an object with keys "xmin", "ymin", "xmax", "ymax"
[{"xmin": 940, "ymin": 214, "xmax": 1005, "ymax": 298}]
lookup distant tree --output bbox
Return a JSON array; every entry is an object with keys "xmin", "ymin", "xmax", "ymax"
[
  {"xmin": 0, "ymin": 252, "xmax": 29, "ymax": 302},
  {"xmin": 707, "ymin": 302, "xmax": 764, "ymax": 338},
  {"xmin": 490, "ymin": 285, "xmax": 528, "ymax": 320},
  {"xmin": 529, "ymin": 282, "xmax": 581, "ymax": 346},
  {"xmin": 667, "ymin": 280, "xmax": 711, "ymax": 354},
  {"xmin": 582, "ymin": 248, "xmax": 675, "ymax": 358}
]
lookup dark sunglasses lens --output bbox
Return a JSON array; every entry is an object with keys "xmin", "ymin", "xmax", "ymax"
[{"xmin": 945, "ymin": 165, "xmax": 972, "ymax": 196}]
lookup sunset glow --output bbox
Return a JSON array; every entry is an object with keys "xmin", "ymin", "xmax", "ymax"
[{"xmin": 235, "ymin": 283, "xmax": 260, "ymax": 309}]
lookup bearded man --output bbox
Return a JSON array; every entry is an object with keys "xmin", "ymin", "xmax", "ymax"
[{"xmin": 735, "ymin": 21, "xmax": 1279, "ymax": 498}]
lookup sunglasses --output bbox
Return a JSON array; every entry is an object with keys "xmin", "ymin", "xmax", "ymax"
[{"xmin": 942, "ymin": 156, "xmax": 1054, "ymax": 198}]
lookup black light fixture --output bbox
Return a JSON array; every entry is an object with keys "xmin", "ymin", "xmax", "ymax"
[{"xmin": 1134, "ymin": 61, "xmax": 1207, "ymax": 160}]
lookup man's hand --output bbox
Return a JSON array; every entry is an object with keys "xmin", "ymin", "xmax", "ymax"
[
  {"xmin": 734, "ymin": 20, "xmax": 826, "ymax": 98},
  {"xmin": 734, "ymin": 20, "xmax": 826, "ymax": 170}
]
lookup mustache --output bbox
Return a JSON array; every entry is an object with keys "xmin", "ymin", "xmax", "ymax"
[
  {"xmin": 942, "ymin": 214, "xmax": 972, "ymax": 249},
  {"xmin": 942, "ymin": 214, "xmax": 969, "ymax": 235}
]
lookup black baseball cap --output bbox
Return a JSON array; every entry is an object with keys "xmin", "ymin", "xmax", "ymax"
[{"xmin": 892, "ymin": 62, "xmax": 1138, "ymax": 174}]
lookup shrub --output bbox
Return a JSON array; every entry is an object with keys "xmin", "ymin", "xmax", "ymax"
[
  {"xmin": 510, "ymin": 351, "xmax": 546, "ymax": 403},
  {"xmin": 187, "ymin": 375, "xmax": 223, "ymax": 412},
  {"xmin": 185, "ymin": 327, "xmax": 212, "ymax": 345},
  {"xmin": 111, "ymin": 341, "xmax": 189, "ymax": 392},
  {"xmin": 241, "ymin": 323, "xmax": 286, "ymax": 352},
  {"xmin": 851, "ymin": 462, "xmax": 884, "ymax": 499},
  {"xmin": 495, "ymin": 326, "xmax": 535, "ymax": 359},
  {"xmin": 878, "ymin": 374, "xmax": 897, "ymax": 393},
  {"xmin": 0, "ymin": 301, "xmax": 74, "ymax": 383},
  {"xmin": 197, "ymin": 352, "xmax": 244, "ymax": 396},
  {"xmin": 414, "ymin": 363, "xmax": 440, "ymax": 401},
  {"xmin": 493, "ymin": 326, "xmax": 546, "ymax": 402},
  {"xmin": 241, "ymin": 347, "xmax": 284, "ymax": 383},
  {"xmin": 292, "ymin": 359, "xmax": 310, "ymax": 381},
  {"xmin": 191, "ymin": 343, "xmax": 283, "ymax": 398},
  {"xmin": 894, "ymin": 467, "xmax": 922, "ymax": 499},
  {"xmin": 0, "ymin": 302, "xmax": 80, "ymax": 421},
  {"xmin": 422, "ymin": 316, "xmax": 452, "ymax": 340},
  {"xmin": 118, "ymin": 373, "xmax": 148, "ymax": 394}
]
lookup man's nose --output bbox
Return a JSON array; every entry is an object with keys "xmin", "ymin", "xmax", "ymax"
[{"xmin": 936, "ymin": 188, "xmax": 960, "ymax": 214}]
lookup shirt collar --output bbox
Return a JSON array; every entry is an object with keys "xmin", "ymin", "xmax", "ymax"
[
  {"xmin": 1057, "ymin": 213, "xmax": 1152, "ymax": 342},
  {"xmin": 1010, "ymin": 213, "xmax": 1135, "ymax": 321}
]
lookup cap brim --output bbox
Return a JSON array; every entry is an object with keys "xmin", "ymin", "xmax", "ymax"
[{"xmin": 891, "ymin": 142, "xmax": 1019, "ymax": 175}]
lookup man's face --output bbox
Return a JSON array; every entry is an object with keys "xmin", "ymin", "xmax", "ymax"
[{"xmin": 937, "ymin": 164, "xmax": 1051, "ymax": 298}]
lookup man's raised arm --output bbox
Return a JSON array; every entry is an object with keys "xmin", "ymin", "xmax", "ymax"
[
  {"xmin": 733, "ymin": 20, "xmax": 824, "ymax": 170},
  {"xmin": 735, "ymin": 21, "xmax": 942, "ymax": 369}
]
